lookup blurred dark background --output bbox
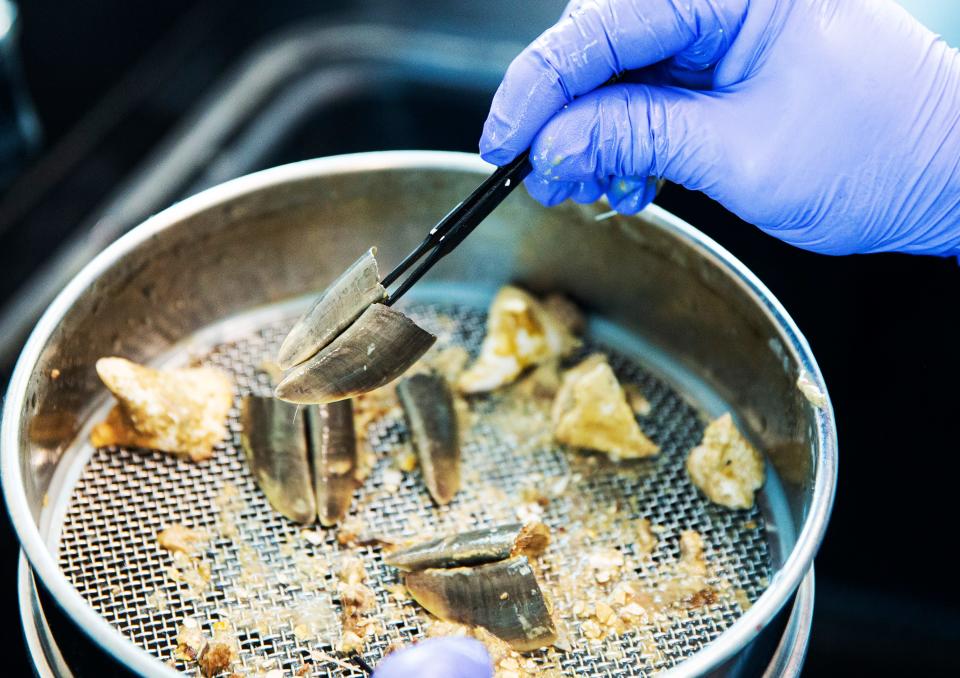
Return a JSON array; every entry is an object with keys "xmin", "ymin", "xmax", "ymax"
[{"xmin": 1, "ymin": 1, "xmax": 958, "ymax": 676}]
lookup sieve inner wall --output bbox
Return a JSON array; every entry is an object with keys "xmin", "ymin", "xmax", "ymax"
[{"xmin": 55, "ymin": 301, "xmax": 774, "ymax": 676}]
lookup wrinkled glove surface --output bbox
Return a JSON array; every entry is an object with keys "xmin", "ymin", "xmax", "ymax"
[{"xmin": 481, "ymin": 0, "xmax": 960, "ymax": 256}]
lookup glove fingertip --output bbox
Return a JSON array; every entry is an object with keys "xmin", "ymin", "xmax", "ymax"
[
  {"xmin": 607, "ymin": 176, "xmax": 657, "ymax": 214},
  {"xmin": 479, "ymin": 108, "xmax": 525, "ymax": 166},
  {"xmin": 524, "ymin": 173, "xmax": 575, "ymax": 207},
  {"xmin": 480, "ymin": 146, "xmax": 517, "ymax": 166},
  {"xmin": 570, "ymin": 179, "xmax": 607, "ymax": 203}
]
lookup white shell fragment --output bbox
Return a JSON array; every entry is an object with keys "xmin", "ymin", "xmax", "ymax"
[
  {"xmin": 458, "ymin": 286, "xmax": 579, "ymax": 394},
  {"xmin": 91, "ymin": 357, "xmax": 233, "ymax": 462},
  {"xmin": 796, "ymin": 370, "xmax": 827, "ymax": 408},
  {"xmin": 686, "ymin": 413, "xmax": 765, "ymax": 509},
  {"xmin": 552, "ymin": 354, "xmax": 659, "ymax": 459}
]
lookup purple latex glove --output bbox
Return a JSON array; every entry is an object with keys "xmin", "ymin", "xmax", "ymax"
[
  {"xmin": 480, "ymin": 0, "xmax": 960, "ymax": 256},
  {"xmin": 372, "ymin": 638, "xmax": 493, "ymax": 678}
]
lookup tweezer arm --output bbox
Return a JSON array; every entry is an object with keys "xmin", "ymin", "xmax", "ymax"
[{"xmin": 383, "ymin": 151, "xmax": 531, "ymax": 304}]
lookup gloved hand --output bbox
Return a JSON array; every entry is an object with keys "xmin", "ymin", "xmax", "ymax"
[
  {"xmin": 480, "ymin": 0, "xmax": 960, "ymax": 256},
  {"xmin": 372, "ymin": 638, "xmax": 493, "ymax": 678}
]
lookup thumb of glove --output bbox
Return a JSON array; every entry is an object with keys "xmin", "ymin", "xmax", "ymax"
[{"xmin": 372, "ymin": 638, "xmax": 493, "ymax": 678}]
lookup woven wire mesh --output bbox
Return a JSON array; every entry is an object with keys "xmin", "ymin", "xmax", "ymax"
[{"xmin": 56, "ymin": 302, "xmax": 773, "ymax": 676}]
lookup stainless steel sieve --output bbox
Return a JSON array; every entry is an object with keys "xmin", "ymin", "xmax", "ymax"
[{"xmin": 2, "ymin": 151, "xmax": 836, "ymax": 676}]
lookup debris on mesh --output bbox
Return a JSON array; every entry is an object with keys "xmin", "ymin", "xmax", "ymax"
[
  {"xmin": 552, "ymin": 354, "xmax": 659, "ymax": 459},
  {"xmin": 686, "ymin": 413, "xmax": 765, "ymax": 509},
  {"xmin": 623, "ymin": 383, "xmax": 652, "ymax": 416},
  {"xmin": 199, "ymin": 642, "xmax": 235, "ymax": 677},
  {"xmin": 631, "ymin": 518, "xmax": 658, "ymax": 556},
  {"xmin": 396, "ymin": 447, "xmax": 418, "ymax": 473},
  {"xmin": 60, "ymin": 305, "xmax": 773, "ymax": 676},
  {"xmin": 352, "ymin": 384, "xmax": 401, "ymax": 481},
  {"xmin": 166, "ymin": 551, "xmax": 212, "ymax": 598},
  {"xmin": 588, "ymin": 547, "xmax": 626, "ymax": 584},
  {"xmin": 337, "ymin": 555, "xmax": 377, "ymax": 653},
  {"xmin": 174, "ymin": 619, "xmax": 238, "ymax": 677},
  {"xmin": 161, "ymin": 523, "xmax": 213, "ymax": 600},
  {"xmin": 157, "ymin": 523, "xmax": 205, "ymax": 555},
  {"xmin": 335, "ymin": 515, "xmax": 367, "ymax": 547},
  {"xmin": 91, "ymin": 357, "xmax": 233, "ymax": 462},
  {"xmin": 564, "ymin": 528, "xmax": 727, "ymax": 643},
  {"xmin": 174, "ymin": 618, "xmax": 205, "ymax": 663},
  {"xmin": 458, "ymin": 286, "xmax": 580, "ymax": 394}
]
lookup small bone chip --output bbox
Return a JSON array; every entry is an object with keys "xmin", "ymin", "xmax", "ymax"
[
  {"xmin": 198, "ymin": 643, "xmax": 235, "ymax": 677},
  {"xmin": 458, "ymin": 286, "xmax": 579, "ymax": 394},
  {"xmin": 552, "ymin": 354, "xmax": 658, "ymax": 459},
  {"xmin": 686, "ymin": 413, "xmax": 765, "ymax": 509},
  {"xmin": 157, "ymin": 523, "xmax": 204, "ymax": 555},
  {"xmin": 91, "ymin": 357, "xmax": 233, "ymax": 461}
]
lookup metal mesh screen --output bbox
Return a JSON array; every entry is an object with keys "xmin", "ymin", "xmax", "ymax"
[{"xmin": 56, "ymin": 302, "xmax": 772, "ymax": 676}]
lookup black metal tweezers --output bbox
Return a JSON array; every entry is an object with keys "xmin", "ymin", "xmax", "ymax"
[
  {"xmin": 381, "ymin": 151, "xmax": 531, "ymax": 305},
  {"xmin": 380, "ymin": 72, "xmax": 626, "ymax": 305}
]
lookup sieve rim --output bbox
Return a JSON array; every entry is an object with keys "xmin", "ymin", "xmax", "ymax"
[{"xmin": 2, "ymin": 150, "xmax": 837, "ymax": 676}]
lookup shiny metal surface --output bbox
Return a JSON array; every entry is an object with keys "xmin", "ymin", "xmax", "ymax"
[
  {"xmin": 18, "ymin": 553, "xmax": 72, "ymax": 678},
  {"xmin": 2, "ymin": 151, "xmax": 836, "ymax": 675},
  {"xmin": 762, "ymin": 569, "xmax": 814, "ymax": 678}
]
